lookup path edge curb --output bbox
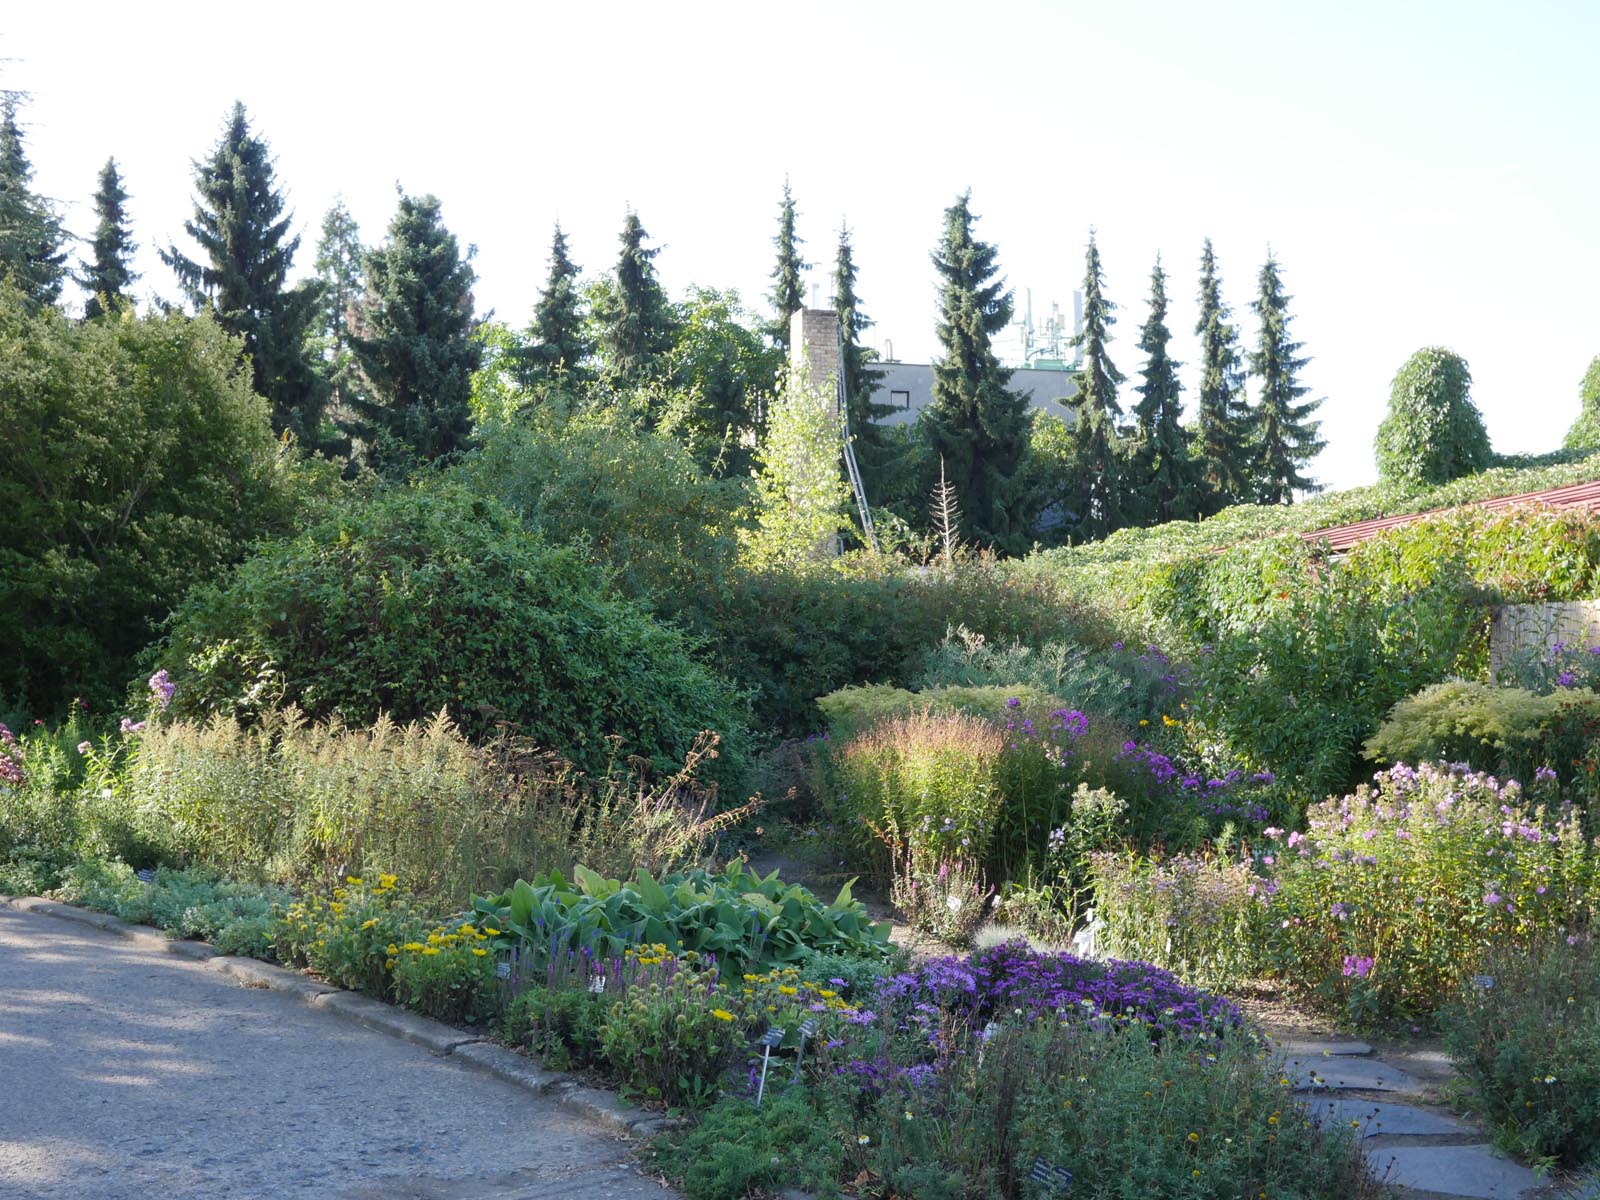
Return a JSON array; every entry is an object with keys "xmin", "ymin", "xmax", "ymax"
[{"xmin": 1, "ymin": 894, "xmax": 683, "ymax": 1145}]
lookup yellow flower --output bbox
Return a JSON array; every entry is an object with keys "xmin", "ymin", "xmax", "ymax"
[
  {"xmin": 1163, "ymin": 714, "xmax": 1179, "ymax": 727},
  {"xmin": 387, "ymin": 943, "xmax": 400, "ymax": 955},
  {"xmin": 328, "ymin": 902, "xmax": 345, "ymax": 914},
  {"xmin": 360, "ymin": 919, "xmax": 379, "ymax": 930},
  {"xmin": 483, "ymin": 926, "xmax": 500, "ymax": 936},
  {"xmin": 377, "ymin": 873, "xmax": 397, "ymax": 890},
  {"xmin": 710, "ymin": 1008, "xmax": 735, "ymax": 1022},
  {"xmin": 421, "ymin": 946, "xmax": 440, "ymax": 956},
  {"xmin": 472, "ymin": 948, "xmax": 488, "ymax": 957},
  {"xmin": 778, "ymin": 985, "xmax": 798, "ymax": 996},
  {"xmin": 1139, "ymin": 718, "xmax": 1150, "ymax": 726},
  {"xmin": 346, "ymin": 876, "xmax": 363, "ymax": 886},
  {"xmin": 819, "ymin": 989, "xmax": 837, "ymax": 999},
  {"xmin": 1187, "ymin": 1132, "xmax": 1200, "ymax": 1142},
  {"xmin": 402, "ymin": 942, "xmax": 425, "ymax": 952},
  {"xmin": 458, "ymin": 924, "xmax": 477, "ymax": 936}
]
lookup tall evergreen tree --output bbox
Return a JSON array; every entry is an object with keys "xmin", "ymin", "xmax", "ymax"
[
  {"xmin": 0, "ymin": 95, "xmax": 68, "ymax": 309},
  {"xmin": 768, "ymin": 179, "xmax": 808, "ymax": 354},
  {"xmin": 595, "ymin": 211, "xmax": 674, "ymax": 388},
  {"xmin": 924, "ymin": 191, "xmax": 1029, "ymax": 549},
  {"xmin": 308, "ymin": 197, "xmax": 364, "ymax": 417},
  {"xmin": 1249, "ymin": 251, "xmax": 1324, "ymax": 504},
  {"xmin": 518, "ymin": 222, "xmax": 590, "ymax": 387},
  {"xmin": 1064, "ymin": 230, "xmax": 1127, "ymax": 538},
  {"xmin": 346, "ymin": 191, "xmax": 480, "ymax": 472},
  {"xmin": 1129, "ymin": 256, "xmax": 1202, "ymax": 524},
  {"xmin": 1194, "ymin": 239, "xmax": 1253, "ymax": 510},
  {"xmin": 77, "ymin": 158, "xmax": 138, "ymax": 319},
  {"xmin": 833, "ymin": 222, "xmax": 890, "ymax": 493},
  {"xmin": 161, "ymin": 102, "xmax": 323, "ymax": 443}
]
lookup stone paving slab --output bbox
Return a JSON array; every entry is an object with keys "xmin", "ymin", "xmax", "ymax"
[
  {"xmin": 1306, "ymin": 1097, "xmax": 1473, "ymax": 1138},
  {"xmin": 1370, "ymin": 1144, "xmax": 1540, "ymax": 1198},
  {"xmin": 1273, "ymin": 1038, "xmax": 1374, "ymax": 1056},
  {"xmin": 1286, "ymin": 1054, "xmax": 1422, "ymax": 1093}
]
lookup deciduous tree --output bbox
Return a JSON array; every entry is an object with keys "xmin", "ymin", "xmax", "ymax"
[{"xmin": 1374, "ymin": 347, "xmax": 1492, "ymax": 485}]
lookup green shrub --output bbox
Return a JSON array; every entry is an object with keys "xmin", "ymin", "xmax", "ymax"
[
  {"xmin": 1564, "ymin": 355, "xmax": 1600, "ymax": 452},
  {"xmin": 915, "ymin": 626, "xmax": 1188, "ymax": 728},
  {"xmin": 272, "ymin": 875, "xmax": 428, "ymax": 996},
  {"xmin": 470, "ymin": 863, "xmax": 892, "ymax": 981},
  {"xmin": 815, "ymin": 682, "xmax": 1064, "ymax": 743},
  {"xmin": 1443, "ymin": 933, "xmax": 1600, "ymax": 1167},
  {"xmin": 51, "ymin": 860, "xmax": 291, "ymax": 957},
  {"xmin": 503, "ymin": 985, "xmax": 609, "ymax": 1071},
  {"xmin": 600, "ymin": 961, "xmax": 745, "ymax": 1108},
  {"xmin": 390, "ymin": 921, "xmax": 499, "ymax": 1025},
  {"xmin": 1094, "ymin": 763, "xmax": 1600, "ymax": 1022},
  {"xmin": 1365, "ymin": 680, "xmax": 1600, "ymax": 781},
  {"xmin": 157, "ymin": 483, "xmax": 749, "ymax": 785},
  {"xmin": 0, "ymin": 284, "xmax": 319, "ymax": 717},
  {"xmin": 654, "ymin": 1089, "xmax": 843, "ymax": 1200},
  {"xmin": 1374, "ymin": 347, "xmax": 1493, "ymax": 487}
]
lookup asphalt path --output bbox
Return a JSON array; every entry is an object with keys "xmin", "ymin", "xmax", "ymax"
[{"xmin": 0, "ymin": 906, "xmax": 679, "ymax": 1199}]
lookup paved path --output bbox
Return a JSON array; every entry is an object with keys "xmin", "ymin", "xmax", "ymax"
[
  {"xmin": 0, "ymin": 907, "xmax": 677, "ymax": 1200},
  {"xmin": 1276, "ymin": 1033, "xmax": 1556, "ymax": 1200}
]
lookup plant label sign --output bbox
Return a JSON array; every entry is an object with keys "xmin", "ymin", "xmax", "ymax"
[
  {"xmin": 1028, "ymin": 1156, "xmax": 1073, "ymax": 1193},
  {"xmin": 1472, "ymin": 974, "xmax": 1495, "ymax": 990},
  {"xmin": 588, "ymin": 975, "xmax": 607, "ymax": 994},
  {"xmin": 494, "ymin": 962, "xmax": 511, "ymax": 980},
  {"xmin": 758, "ymin": 1027, "xmax": 786, "ymax": 1048}
]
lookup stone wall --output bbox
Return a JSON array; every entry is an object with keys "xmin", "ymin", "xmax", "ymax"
[{"xmin": 1489, "ymin": 600, "xmax": 1600, "ymax": 675}]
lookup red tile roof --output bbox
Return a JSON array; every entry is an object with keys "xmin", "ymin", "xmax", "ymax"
[{"xmin": 1300, "ymin": 480, "xmax": 1600, "ymax": 554}]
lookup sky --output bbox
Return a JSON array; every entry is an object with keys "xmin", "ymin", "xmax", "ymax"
[{"xmin": 6, "ymin": 0, "xmax": 1598, "ymax": 490}]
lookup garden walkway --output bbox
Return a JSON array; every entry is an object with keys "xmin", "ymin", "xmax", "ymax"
[{"xmin": 0, "ymin": 904, "xmax": 678, "ymax": 1200}]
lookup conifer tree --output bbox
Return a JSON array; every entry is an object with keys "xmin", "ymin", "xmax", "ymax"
[
  {"xmin": 77, "ymin": 158, "xmax": 138, "ymax": 319},
  {"xmin": 1065, "ymin": 230, "xmax": 1127, "ymax": 538},
  {"xmin": 518, "ymin": 222, "xmax": 590, "ymax": 387},
  {"xmin": 346, "ymin": 191, "xmax": 480, "ymax": 471},
  {"xmin": 308, "ymin": 198, "xmax": 363, "ymax": 417},
  {"xmin": 161, "ymin": 102, "xmax": 323, "ymax": 443},
  {"xmin": 924, "ymin": 191, "xmax": 1029, "ymax": 549},
  {"xmin": 833, "ymin": 222, "xmax": 890, "ymax": 493},
  {"xmin": 1249, "ymin": 251, "xmax": 1324, "ymax": 504},
  {"xmin": 596, "ymin": 211, "xmax": 674, "ymax": 387},
  {"xmin": 0, "ymin": 95, "xmax": 68, "ymax": 309},
  {"xmin": 1194, "ymin": 239, "xmax": 1253, "ymax": 510},
  {"xmin": 768, "ymin": 179, "xmax": 808, "ymax": 353},
  {"xmin": 1129, "ymin": 256, "xmax": 1201, "ymax": 524}
]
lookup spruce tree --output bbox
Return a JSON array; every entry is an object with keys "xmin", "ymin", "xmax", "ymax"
[
  {"xmin": 1129, "ymin": 256, "xmax": 1201, "ymax": 524},
  {"xmin": 77, "ymin": 158, "xmax": 138, "ymax": 319},
  {"xmin": 346, "ymin": 191, "xmax": 480, "ymax": 472},
  {"xmin": 0, "ymin": 95, "xmax": 68, "ymax": 309},
  {"xmin": 925, "ymin": 191, "xmax": 1029, "ymax": 549},
  {"xmin": 1249, "ymin": 251, "xmax": 1324, "ymax": 504},
  {"xmin": 1065, "ymin": 230, "xmax": 1127, "ymax": 538},
  {"xmin": 1194, "ymin": 239, "xmax": 1253, "ymax": 510},
  {"xmin": 518, "ymin": 222, "xmax": 590, "ymax": 387},
  {"xmin": 833, "ymin": 222, "xmax": 889, "ymax": 493},
  {"xmin": 596, "ymin": 211, "xmax": 674, "ymax": 387},
  {"xmin": 768, "ymin": 179, "xmax": 808, "ymax": 353},
  {"xmin": 308, "ymin": 198, "xmax": 364, "ymax": 418},
  {"xmin": 161, "ymin": 102, "xmax": 323, "ymax": 443}
]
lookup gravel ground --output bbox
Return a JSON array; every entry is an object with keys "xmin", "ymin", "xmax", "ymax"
[{"xmin": 0, "ymin": 906, "xmax": 677, "ymax": 1199}]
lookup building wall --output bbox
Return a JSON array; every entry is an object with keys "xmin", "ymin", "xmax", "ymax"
[
  {"xmin": 1489, "ymin": 601, "xmax": 1600, "ymax": 676},
  {"xmin": 869, "ymin": 362, "xmax": 1077, "ymax": 427}
]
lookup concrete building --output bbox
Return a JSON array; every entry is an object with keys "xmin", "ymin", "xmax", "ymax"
[{"xmin": 871, "ymin": 360, "xmax": 1078, "ymax": 426}]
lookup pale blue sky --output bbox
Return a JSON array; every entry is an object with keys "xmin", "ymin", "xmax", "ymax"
[{"xmin": 7, "ymin": 0, "xmax": 1597, "ymax": 489}]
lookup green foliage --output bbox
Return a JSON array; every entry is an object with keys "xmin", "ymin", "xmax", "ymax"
[
  {"xmin": 1193, "ymin": 239, "xmax": 1252, "ymax": 510},
  {"xmin": 1064, "ymin": 230, "xmax": 1128, "ymax": 539},
  {"xmin": 0, "ymin": 95, "xmax": 68, "ymax": 309},
  {"xmin": 1096, "ymin": 764, "xmax": 1600, "ymax": 1023},
  {"xmin": 390, "ymin": 920, "xmax": 499, "ymax": 1024},
  {"xmin": 660, "ymin": 287, "xmax": 777, "ymax": 478},
  {"xmin": 767, "ymin": 179, "xmax": 808, "ymax": 354},
  {"xmin": 833, "ymin": 222, "xmax": 891, "ymax": 498},
  {"xmin": 158, "ymin": 483, "xmax": 749, "ymax": 784},
  {"xmin": 469, "ymin": 863, "xmax": 892, "ymax": 981},
  {"xmin": 76, "ymin": 158, "xmax": 138, "ymax": 319},
  {"xmin": 1374, "ymin": 347, "xmax": 1493, "ymax": 487},
  {"xmin": 1364, "ymin": 680, "xmax": 1600, "ymax": 781},
  {"xmin": 0, "ymin": 286, "xmax": 298, "ymax": 714},
  {"xmin": 1443, "ymin": 934, "xmax": 1600, "ymax": 1167},
  {"xmin": 504, "ymin": 984, "xmax": 609, "ymax": 1071},
  {"xmin": 161, "ymin": 102, "xmax": 324, "ymax": 444},
  {"xmin": 1248, "ymin": 253, "xmax": 1323, "ymax": 504},
  {"xmin": 460, "ymin": 403, "xmax": 741, "ymax": 607},
  {"xmin": 815, "ymin": 683, "xmax": 1063, "ymax": 742},
  {"xmin": 306, "ymin": 198, "xmax": 364, "ymax": 430},
  {"xmin": 52, "ymin": 859, "xmax": 291, "ymax": 959},
  {"xmin": 595, "ymin": 211, "xmax": 676, "ymax": 389},
  {"xmin": 272, "ymin": 875, "xmax": 429, "ymax": 996},
  {"xmin": 743, "ymin": 362, "xmax": 852, "ymax": 567},
  {"xmin": 654, "ymin": 1088, "xmax": 843, "ymax": 1200},
  {"xmin": 1564, "ymin": 356, "xmax": 1600, "ymax": 452},
  {"xmin": 1127, "ymin": 256, "xmax": 1202, "ymax": 526},
  {"xmin": 924, "ymin": 192, "xmax": 1031, "ymax": 550},
  {"xmin": 347, "ymin": 191, "xmax": 480, "ymax": 471},
  {"xmin": 600, "ymin": 962, "xmax": 746, "ymax": 1108},
  {"xmin": 518, "ymin": 223, "xmax": 591, "ymax": 388}
]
